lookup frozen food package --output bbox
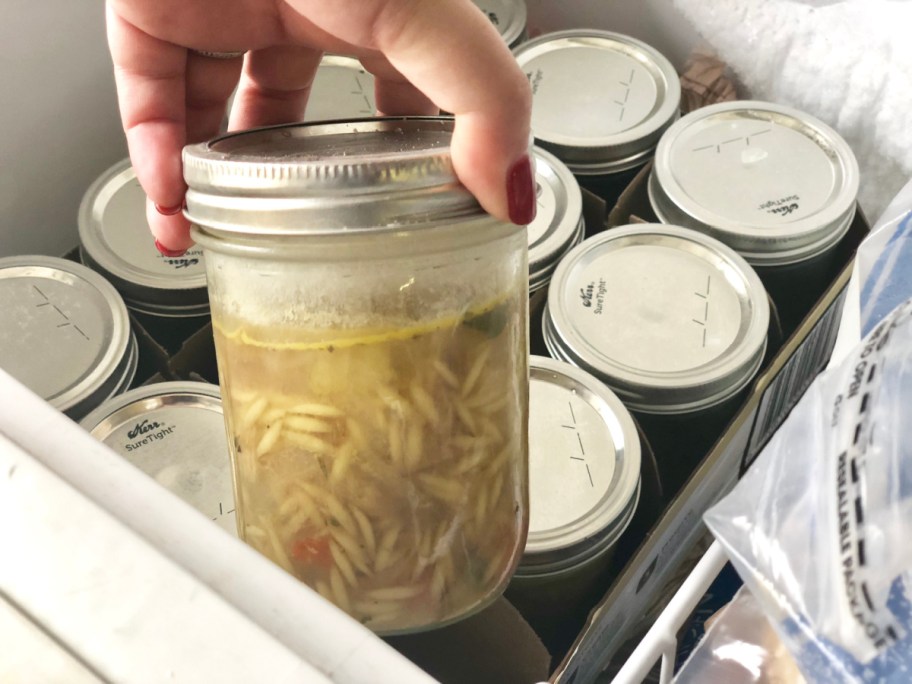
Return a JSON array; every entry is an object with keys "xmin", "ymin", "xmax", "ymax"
[
  {"xmin": 675, "ymin": 586, "xmax": 806, "ymax": 684},
  {"xmin": 705, "ymin": 296, "xmax": 912, "ymax": 682}
]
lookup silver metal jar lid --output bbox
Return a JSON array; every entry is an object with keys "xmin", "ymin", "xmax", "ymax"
[
  {"xmin": 649, "ymin": 100, "xmax": 860, "ymax": 266},
  {"xmin": 544, "ymin": 224, "xmax": 769, "ymax": 414},
  {"xmin": 472, "ymin": 0, "xmax": 528, "ymax": 48},
  {"xmin": 79, "ymin": 381, "xmax": 237, "ymax": 535},
  {"xmin": 78, "ymin": 159, "xmax": 209, "ymax": 317},
  {"xmin": 304, "ymin": 56, "xmax": 376, "ymax": 122},
  {"xmin": 515, "ymin": 356, "xmax": 641, "ymax": 575},
  {"xmin": 0, "ymin": 255, "xmax": 137, "ymax": 420},
  {"xmin": 528, "ymin": 146, "xmax": 585, "ymax": 292},
  {"xmin": 514, "ymin": 30, "xmax": 681, "ymax": 175},
  {"xmin": 183, "ymin": 117, "xmax": 483, "ymax": 234}
]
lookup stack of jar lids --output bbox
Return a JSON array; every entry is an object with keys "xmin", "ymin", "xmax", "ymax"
[
  {"xmin": 78, "ymin": 159, "xmax": 209, "ymax": 318},
  {"xmin": 80, "ymin": 381, "xmax": 236, "ymax": 535},
  {"xmin": 649, "ymin": 101, "xmax": 860, "ymax": 267},
  {"xmin": 516, "ymin": 356, "xmax": 641, "ymax": 576},
  {"xmin": 305, "ymin": 55, "xmax": 377, "ymax": 122},
  {"xmin": 514, "ymin": 30, "xmax": 681, "ymax": 177},
  {"xmin": 543, "ymin": 224, "xmax": 770, "ymax": 415},
  {"xmin": 528, "ymin": 146, "xmax": 585, "ymax": 293},
  {"xmin": 472, "ymin": 0, "xmax": 528, "ymax": 49},
  {"xmin": 0, "ymin": 255, "xmax": 137, "ymax": 420}
]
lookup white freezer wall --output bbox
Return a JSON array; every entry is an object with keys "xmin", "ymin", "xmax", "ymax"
[
  {"xmin": 0, "ymin": 0, "xmax": 698, "ymax": 259},
  {"xmin": 1, "ymin": 0, "xmax": 126, "ymax": 259}
]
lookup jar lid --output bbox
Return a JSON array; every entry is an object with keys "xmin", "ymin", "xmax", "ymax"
[
  {"xmin": 649, "ymin": 100, "xmax": 860, "ymax": 266},
  {"xmin": 514, "ymin": 30, "xmax": 680, "ymax": 175},
  {"xmin": 304, "ymin": 56, "xmax": 376, "ymax": 122},
  {"xmin": 516, "ymin": 356, "xmax": 641, "ymax": 575},
  {"xmin": 79, "ymin": 381, "xmax": 237, "ymax": 535},
  {"xmin": 183, "ymin": 117, "xmax": 483, "ymax": 234},
  {"xmin": 0, "ymin": 256, "xmax": 136, "ymax": 419},
  {"xmin": 78, "ymin": 159, "xmax": 210, "ymax": 317},
  {"xmin": 544, "ymin": 224, "xmax": 769, "ymax": 414},
  {"xmin": 472, "ymin": 0, "xmax": 527, "ymax": 48},
  {"xmin": 528, "ymin": 146, "xmax": 585, "ymax": 292}
]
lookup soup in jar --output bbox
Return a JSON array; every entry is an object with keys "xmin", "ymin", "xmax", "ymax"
[{"xmin": 214, "ymin": 295, "xmax": 528, "ymax": 632}]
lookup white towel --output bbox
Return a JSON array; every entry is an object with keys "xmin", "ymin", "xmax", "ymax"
[{"xmin": 672, "ymin": 0, "xmax": 912, "ymax": 219}]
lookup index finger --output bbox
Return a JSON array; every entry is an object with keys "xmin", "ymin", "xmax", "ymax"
[
  {"xmin": 106, "ymin": 5, "xmax": 195, "ymax": 251},
  {"xmin": 284, "ymin": 0, "xmax": 535, "ymax": 225}
]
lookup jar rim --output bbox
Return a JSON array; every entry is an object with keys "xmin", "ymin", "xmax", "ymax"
[{"xmin": 183, "ymin": 117, "xmax": 486, "ymax": 236}]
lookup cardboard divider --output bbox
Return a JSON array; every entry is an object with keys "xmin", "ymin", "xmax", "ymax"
[
  {"xmin": 128, "ymin": 313, "xmax": 173, "ymax": 388},
  {"xmin": 168, "ymin": 322, "xmax": 219, "ymax": 384}
]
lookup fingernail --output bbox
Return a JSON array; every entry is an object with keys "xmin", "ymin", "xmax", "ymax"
[
  {"xmin": 154, "ymin": 239, "xmax": 187, "ymax": 257},
  {"xmin": 507, "ymin": 155, "xmax": 536, "ymax": 225},
  {"xmin": 155, "ymin": 202, "xmax": 184, "ymax": 216}
]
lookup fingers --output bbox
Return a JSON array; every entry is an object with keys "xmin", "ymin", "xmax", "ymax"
[
  {"xmin": 228, "ymin": 45, "xmax": 323, "ymax": 130},
  {"xmin": 358, "ymin": 52, "xmax": 437, "ymax": 116},
  {"xmin": 106, "ymin": 5, "xmax": 193, "ymax": 251},
  {"xmin": 185, "ymin": 51, "xmax": 244, "ymax": 143},
  {"xmin": 284, "ymin": 0, "xmax": 534, "ymax": 225}
]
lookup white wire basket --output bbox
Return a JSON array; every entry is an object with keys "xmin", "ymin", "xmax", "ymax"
[{"xmin": 608, "ymin": 541, "xmax": 729, "ymax": 684}]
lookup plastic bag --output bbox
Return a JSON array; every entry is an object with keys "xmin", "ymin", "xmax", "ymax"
[
  {"xmin": 675, "ymin": 587, "xmax": 806, "ymax": 684},
  {"xmin": 704, "ymin": 297, "xmax": 912, "ymax": 682},
  {"xmin": 858, "ymin": 179, "xmax": 912, "ymax": 336}
]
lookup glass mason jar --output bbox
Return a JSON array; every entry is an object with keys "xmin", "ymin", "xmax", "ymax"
[
  {"xmin": 506, "ymin": 356, "xmax": 640, "ymax": 644},
  {"xmin": 542, "ymin": 224, "xmax": 770, "ymax": 496},
  {"xmin": 183, "ymin": 118, "xmax": 530, "ymax": 634},
  {"xmin": 514, "ymin": 30, "xmax": 681, "ymax": 223}
]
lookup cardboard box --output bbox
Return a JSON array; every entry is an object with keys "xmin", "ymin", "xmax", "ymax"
[{"xmin": 42, "ymin": 164, "xmax": 868, "ymax": 683}]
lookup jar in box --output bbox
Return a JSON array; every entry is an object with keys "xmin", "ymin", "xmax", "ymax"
[
  {"xmin": 80, "ymin": 381, "xmax": 236, "ymax": 535},
  {"xmin": 649, "ymin": 100, "xmax": 860, "ymax": 334},
  {"xmin": 543, "ymin": 224, "xmax": 770, "ymax": 494},
  {"xmin": 183, "ymin": 117, "xmax": 529, "ymax": 634},
  {"xmin": 78, "ymin": 159, "xmax": 210, "ymax": 351},
  {"xmin": 528, "ymin": 146, "xmax": 585, "ymax": 356},
  {"xmin": 514, "ymin": 30, "xmax": 681, "ymax": 223},
  {"xmin": 506, "ymin": 356, "xmax": 640, "ymax": 636},
  {"xmin": 471, "ymin": 0, "xmax": 528, "ymax": 49},
  {"xmin": 0, "ymin": 255, "xmax": 137, "ymax": 420},
  {"xmin": 304, "ymin": 56, "xmax": 376, "ymax": 122}
]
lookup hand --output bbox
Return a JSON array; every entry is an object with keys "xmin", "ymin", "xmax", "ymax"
[{"xmin": 106, "ymin": 0, "xmax": 534, "ymax": 255}]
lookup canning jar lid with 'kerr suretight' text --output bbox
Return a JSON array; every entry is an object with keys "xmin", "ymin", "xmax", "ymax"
[
  {"xmin": 304, "ymin": 55, "xmax": 377, "ymax": 123},
  {"xmin": 517, "ymin": 355, "xmax": 641, "ymax": 577},
  {"xmin": 0, "ymin": 255, "xmax": 137, "ymax": 420},
  {"xmin": 472, "ymin": 0, "xmax": 528, "ymax": 48},
  {"xmin": 528, "ymin": 146, "xmax": 585, "ymax": 294},
  {"xmin": 649, "ymin": 100, "xmax": 860, "ymax": 266},
  {"xmin": 80, "ymin": 381, "xmax": 236, "ymax": 535},
  {"xmin": 544, "ymin": 224, "xmax": 770, "ymax": 415},
  {"xmin": 78, "ymin": 159, "xmax": 209, "ymax": 318},
  {"xmin": 514, "ymin": 29, "xmax": 681, "ymax": 177}
]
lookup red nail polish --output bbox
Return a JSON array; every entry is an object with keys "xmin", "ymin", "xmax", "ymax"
[
  {"xmin": 507, "ymin": 155, "xmax": 536, "ymax": 225},
  {"xmin": 155, "ymin": 202, "xmax": 184, "ymax": 216},
  {"xmin": 154, "ymin": 239, "xmax": 187, "ymax": 257}
]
